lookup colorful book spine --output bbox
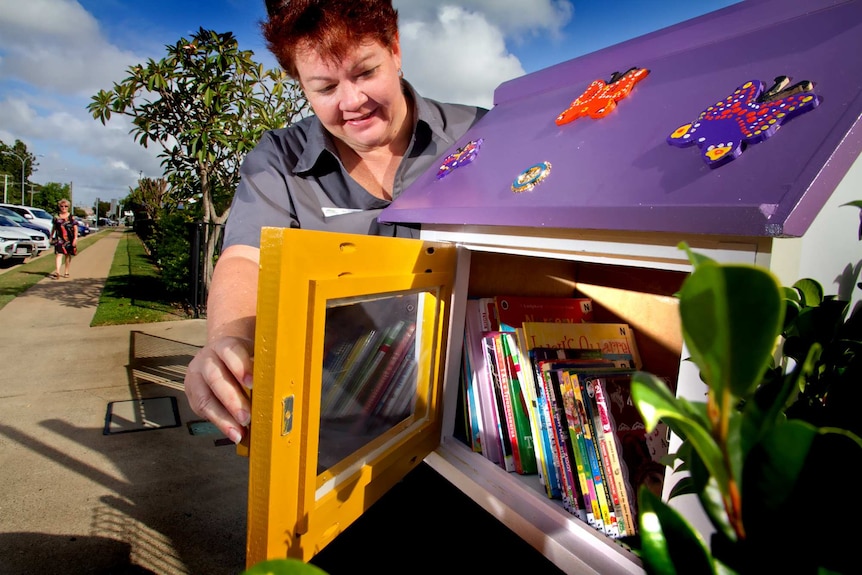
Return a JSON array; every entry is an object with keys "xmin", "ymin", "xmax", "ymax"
[
  {"xmin": 483, "ymin": 334, "xmax": 515, "ymax": 472},
  {"xmin": 491, "ymin": 332, "xmax": 523, "ymax": 473},
  {"xmin": 501, "ymin": 332, "xmax": 537, "ymax": 474},
  {"xmin": 528, "ymin": 348, "xmax": 564, "ymax": 498},
  {"xmin": 570, "ymin": 371, "xmax": 619, "ymax": 538},
  {"xmin": 321, "ymin": 328, "xmax": 382, "ymax": 417},
  {"xmin": 559, "ymin": 369, "xmax": 600, "ymax": 530},
  {"xmin": 583, "ymin": 374, "xmax": 629, "ymax": 537},
  {"xmin": 353, "ymin": 323, "xmax": 417, "ymax": 431},
  {"xmin": 464, "ymin": 299, "xmax": 503, "ymax": 464},
  {"xmin": 593, "ymin": 375, "xmax": 638, "ymax": 536},
  {"xmin": 541, "ymin": 364, "xmax": 584, "ymax": 520}
]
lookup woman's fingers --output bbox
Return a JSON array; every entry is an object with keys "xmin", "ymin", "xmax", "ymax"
[{"xmin": 184, "ymin": 337, "xmax": 254, "ymax": 443}]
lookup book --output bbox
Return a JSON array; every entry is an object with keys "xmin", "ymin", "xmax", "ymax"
[
  {"xmin": 483, "ymin": 333, "xmax": 515, "ymax": 472},
  {"xmin": 478, "ymin": 297, "xmax": 499, "ymax": 332},
  {"xmin": 568, "ymin": 370, "xmax": 620, "ymax": 538},
  {"xmin": 538, "ymin": 362, "xmax": 585, "ymax": 520},
  {"xmin": 464, "ymin": 299, "xmax": 503, "ymax": 465},
  {"xmin": 490, "ymin": 332, "xmax": 524, "ymax": 473},
  {"xmin": 592, "ymin": 374, "xmax": 638, "ymax": 536},
  {"xmin": 321, "ymin": 328, "xmax": 384, "ymax": 418},
  {"xmin": 539, "ymin": 357, "xmax": 616, "ymax": 523},
  {"xmin": 521, "ymin": 321, "xmax": 642, "ymax": 370},
  {"xmin": 335, "ymin": 321, "xmax": 408, "ymax": 418},
  {"xmin": 353, "ymin": 323, "xmax": 417, "ymax": 432},
  {"xmin": 495, "ymin": 295, "xmax": 594, "ymax": 332},
  {"xmin": 460, "ymin": 332, "xmax": 483, "ymax": 452},
  {"xmin": 600, "ymin": 373, "xmax": 670, "ymax": 514},
  {"xmin": 493, "ymin": 296, "xmax": 594, "ymax": 491},
  {"xmin": 558, "ymin": 369, "xmax": 602, "ymax": 531},
  {"xmin": 581, "ymin": 372, "xmax": 632, "ymax": 537},
  {"xmin": 501, "ymin": 331, "xmax": 538, "ymax": 474}
]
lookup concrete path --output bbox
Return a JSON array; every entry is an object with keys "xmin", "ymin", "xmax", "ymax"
[{"xmin": 0, "ymin": 231, "xmax": 248, "ymax": 575}]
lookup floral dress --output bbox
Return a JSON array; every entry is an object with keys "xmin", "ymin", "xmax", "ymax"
[{"xmin": 53, "ymin": 215, "xmax": 77, "ymax": 255}]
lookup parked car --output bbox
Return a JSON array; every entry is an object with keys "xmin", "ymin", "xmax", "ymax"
[
  {"xmin": 0, "ymin": 204, "xmax": 54, "ymax": 232},
  {"xmin": 76, "ymin": 219, "xmax": 90, "ymax": 236},
  {"xmin": 0, "ymin": 206, "xmax": 51, "ymax": 237},
  {"xmin": 0, "ymin": 214, "xmax": 50, "ymax": 254},
  {"xmin": 0, "ymin": 225, "xmax": 37, "ymax": 262}
]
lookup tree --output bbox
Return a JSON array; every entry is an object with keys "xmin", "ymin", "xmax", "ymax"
[
  {"xmin": 127, "ymin": 176, "xmax": 170, "ymax": 222},
  {"xmin": 0, "ymin": 139, "xmax": 39, "ymax": 205},
  {"xmin": 88, "ymin": 28, "xmax": 309, "ymax": 293}
]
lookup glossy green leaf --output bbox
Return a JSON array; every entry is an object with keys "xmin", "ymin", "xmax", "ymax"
[
  {"xmin": 677, "ymin": 241, "xmax": 716, "ymax": 270},
  {"xmin": 638, "ymin": 486, "xmax": 715, "ymax": 575},
  {"xmin": 632, "ymin": 373, "xmax": 729, "ymax": 495},
  {"xmin": 679, "ymin": 263, "xmax": 784, "ymax": 400},
  {"xmin": 792, "ymin": 278, "xmax": 823, "ymax": 307}
]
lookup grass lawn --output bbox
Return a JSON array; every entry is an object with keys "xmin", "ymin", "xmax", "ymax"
[
  {"xmin": 0, "ymin": 233, "xmax": 103, "ymax": 309},
  {"xmin": 0, "ymin": 229, "xmax": 192, "ymax": 325},
  {"xmin": 92, "ymin": 230, "xmax": 191, "ymax": 325}
]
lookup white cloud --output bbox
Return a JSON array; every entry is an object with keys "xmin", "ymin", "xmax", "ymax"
[
  {"xmin": 400, "ymin": 6, "xmax": 525, "ymax": 108},
  {"xmin": 396, "ymin": 0, "xmax": 573, "ymax": 38},
  {"xmin": 0, "ymin": 0, "xmax": 140, "ymax": 95}
]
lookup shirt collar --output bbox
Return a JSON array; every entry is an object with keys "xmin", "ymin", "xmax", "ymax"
[{"xmin": 294, "ymin": 80, "xmax": 446, "ymax": 174}]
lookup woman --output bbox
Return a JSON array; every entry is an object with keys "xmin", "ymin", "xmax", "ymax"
[
  {"xmin": 50, "ymin": 199, "xmax": 78, "ymax": 279},
  {"xmin": 183, "ymin": 0, "xmax": 486, "ymax": 443}
]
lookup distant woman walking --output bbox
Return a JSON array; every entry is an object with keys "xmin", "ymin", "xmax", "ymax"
[{"xmin": 50, "ymin": 199, "xmax": 77, "ymax": 279}]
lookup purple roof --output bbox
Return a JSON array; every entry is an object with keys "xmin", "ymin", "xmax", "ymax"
[{"xmin": 381, "ymin": 0, "xmax": 862, "ymax": 238}]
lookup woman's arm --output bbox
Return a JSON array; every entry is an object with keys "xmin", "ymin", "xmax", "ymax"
[{"xmin": 184, "ymin": 244, "xmax": 261, "ymax": 443}]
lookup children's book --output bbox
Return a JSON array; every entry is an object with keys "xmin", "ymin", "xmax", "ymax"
[
  {"xmin": 494, "ymin": 295, "xmax": 594, "ymax": 332},
  {"xmin": 568, "ymin": 370, "xmax": 620, "ymax": 538},
  {"xmin": 558, "ymin": 369, "xmax": 602, "ymax": 531},
  {"xmin": 493, "ymin": 296, "xmax": 594, "ymax": 487},
  {"xmin": 600, "ymin": 372, "xmax": 670, "ymax": 513},
  {"xmin": 464, "ymin": 299, "xmax": 503, "ymax": 464},
  {"xmin": 501, "ymin": 332, "xmax": 537, "ymax": 474},
  {"xmin": 592, "ymin": 374, "xmax": 638, "ymax": 535},
  {"xmin": 580, "ymin": 372, "xmax": 634, "ymax": 537},
  {"xmin": 521, "ymin": 321, "xmax": 642, "ymax": 370},
  {"xmin": 483, "ymin": 333, "xmax": 515, "ymax": 472}
]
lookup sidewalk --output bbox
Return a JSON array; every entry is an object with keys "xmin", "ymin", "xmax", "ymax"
[{"xmin": 0, "ymin": 231, "xmax": 248, "ymax": 575}]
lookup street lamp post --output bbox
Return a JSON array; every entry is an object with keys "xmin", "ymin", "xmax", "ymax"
[{"xmin": 1, "ymin": 150, "xmax": 26, "ymax": 205}]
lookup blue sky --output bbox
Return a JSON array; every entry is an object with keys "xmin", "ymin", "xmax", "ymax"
[{"xmin": 0, "ymin": 0, "xmax": 739, "ymax": 209}]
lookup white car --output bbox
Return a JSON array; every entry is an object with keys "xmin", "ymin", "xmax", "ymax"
[
  {"xmin": 0, "ymin": 212, "xmax": 50, "ymax": 254},
  {"xmin": 0, "ymin": 204, "xmax": 54, "ymax": 232},
  {"xmin": 0, "ymin": 225, "xmax": 37, "ymax": 261}
]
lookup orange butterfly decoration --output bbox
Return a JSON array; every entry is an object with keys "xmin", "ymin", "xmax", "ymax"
[{"xmin": 556, "ymin": 67, "xmax": 650, "ymax": 125}]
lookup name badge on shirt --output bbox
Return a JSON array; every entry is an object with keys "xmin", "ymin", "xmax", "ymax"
[{"xmin": 321, "ymin": 207, "xmax": 364, "ymax": 218}]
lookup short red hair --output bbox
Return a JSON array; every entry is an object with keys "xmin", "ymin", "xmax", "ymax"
[{"xmin": 262, "ymin": 0, "xmax": 399, "ymax": 79}]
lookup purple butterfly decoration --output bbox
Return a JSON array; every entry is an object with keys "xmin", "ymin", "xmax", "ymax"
[
  {"xmin": 436, "ymin": 139, "xmax": 483, "ymax": 180},
  {"xmin": 667, "ymin": 76, "xmax": 820, "ymax": 168}
]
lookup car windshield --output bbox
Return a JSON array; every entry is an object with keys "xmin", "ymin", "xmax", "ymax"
[
  {"xmin": 0, "ymin": 208, "xmax": 26, "ymax": 224},
  {"xmin": 29, "ymin": 208, "xmax": 52, "ymax": 220}
]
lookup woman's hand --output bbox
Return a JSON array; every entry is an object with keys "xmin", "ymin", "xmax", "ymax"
[{"xmin": 184, "ymin": 335, "xmax": 254, "ymax": 443}]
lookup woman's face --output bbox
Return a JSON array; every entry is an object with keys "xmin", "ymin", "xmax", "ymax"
[{"xmin": 295, "ymin": 38, "xmax": 406, "ymax": 155}]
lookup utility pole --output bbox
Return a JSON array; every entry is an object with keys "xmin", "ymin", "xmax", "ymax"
[
  {"xmin": 1, "ymin": 150, "xmax": 26, "ymax": 205},
  {"xmin": 2, "ymin": 173, "xmax": 7, "ymax": 203}
]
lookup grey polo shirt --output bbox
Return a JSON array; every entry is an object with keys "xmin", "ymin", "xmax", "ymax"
[{"xmin": 222, "ymin": 82, "xmax": 487, "ymax": 249}]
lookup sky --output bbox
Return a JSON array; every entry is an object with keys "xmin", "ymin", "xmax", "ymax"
[{"xmin": 0, "ymin": 0, "xmax": 739, "ymax": 210}]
